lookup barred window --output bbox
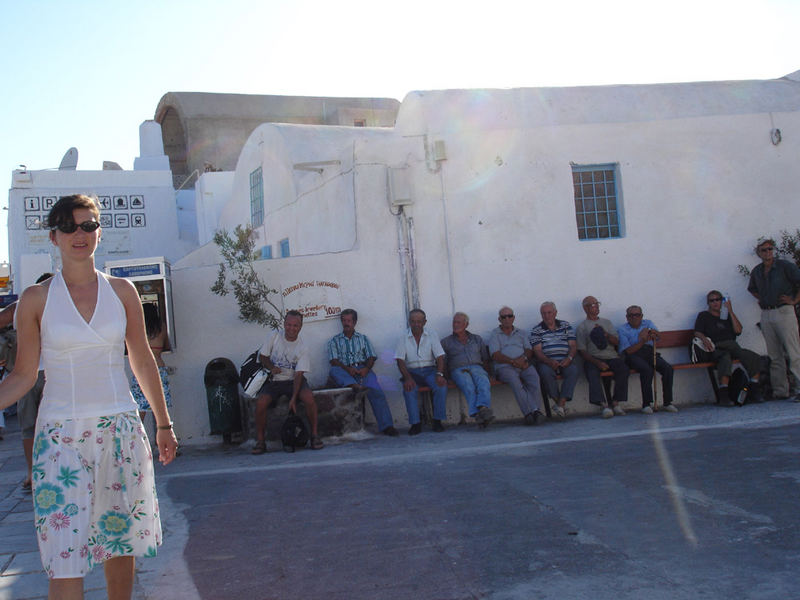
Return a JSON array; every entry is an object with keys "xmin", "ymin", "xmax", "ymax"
[
  {"xmin": 250, "ymin": 167, "xmax": 264, "ymax": 227},
  {"xmin": 572, "ymin": 165, "xmax": 623, "ymax": 240}
]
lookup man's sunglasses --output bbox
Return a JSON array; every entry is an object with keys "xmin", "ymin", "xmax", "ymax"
[{"xmin": 53, "ymin": 220, "xmax": 100, "ymax": 234}]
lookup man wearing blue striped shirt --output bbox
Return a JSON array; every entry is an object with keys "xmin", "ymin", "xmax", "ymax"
[
  {"xmin": 530, "ymin": 301, "xmax": 578, "ymax": 419},
  {"xmin": 328, "ymin": 309, "xmax": 398, "ymax": 436}
]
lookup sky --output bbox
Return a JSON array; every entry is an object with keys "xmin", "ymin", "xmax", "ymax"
[{"xmin": 1, "ymin": 0, "xmax": 798, "ymax": 263}]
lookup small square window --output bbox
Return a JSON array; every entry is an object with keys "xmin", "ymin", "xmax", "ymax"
[{"xmin": 571, "ymin": 164, "xmax": 623, "ymax": 240}]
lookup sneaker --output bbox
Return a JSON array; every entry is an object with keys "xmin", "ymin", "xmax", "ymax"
[
  {"xmin": 524, "ymin": 412, "xmax": 541, "ymax": 426},
  {"xmin": 662, "ymin": 404, "xmax": 679, "ymax": 413},
  {"xmin": 552, "ymin": 405, "xmax": 566, "ymax": 419},
  {"xmin": 432, "ymin": 419, "xmax": 445, "ymax": 432},
  {"xmin": 613, "ymin": 405, "xmax": 626, "ymax": 416},
  {"xmin": 408, "ymin": 423, "xmax": 422, "ymax": 436},
  {"xmin": 641, "ymin": 405, "xmax": 654, "ymax": 415},
  {"xmin": 382, "ymin": 426, "xmax": 400, "ymax": 437},
  {"xmin": 476, "ymin": 405, "xmax": 495, "ymax": 425},
  {"xmin": 601, "ymin": 407, "xmax": 614, "ymax": 419}
]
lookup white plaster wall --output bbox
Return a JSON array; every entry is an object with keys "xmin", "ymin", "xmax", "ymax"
[
  {"xmin": 220, "ymin": 124, "xmax": 397, "ymax": 257},
  {"xmin": 169, "ymin": 97, "xmax": 800, "ymax": 441},
  {"xmin": 195, "ymin": 171, "xmax": 235, "ymax": 246},
  {"xmin": 170, "ymin": 155, "xmax": 414, "ymax": 442}
]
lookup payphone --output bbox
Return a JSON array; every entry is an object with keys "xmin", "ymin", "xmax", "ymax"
[{"xmin": 104, "ymin": 257, "xmax": 176, "ymax": 351}]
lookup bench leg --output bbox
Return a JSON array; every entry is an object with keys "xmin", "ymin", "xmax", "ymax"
[
  {"xmin": 707, "ymin": 366, "xmax": 721, "ymax": 402},
  {"xmin": 538, "ymin": 380, "xmax": 553, "ymax": 419}
]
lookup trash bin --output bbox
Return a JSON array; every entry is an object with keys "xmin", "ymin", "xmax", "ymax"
[{"xmin": 204, "ymin": 357, "xmax": 242, "ymax": 443}]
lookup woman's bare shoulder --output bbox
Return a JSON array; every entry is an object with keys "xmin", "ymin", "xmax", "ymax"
[{"xmin": 106, "ymin": 274, "xmax": 137, "ymax": 300}]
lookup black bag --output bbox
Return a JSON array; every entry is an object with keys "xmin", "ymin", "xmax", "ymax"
[
  {"xmin": 281, "ymin": 412, "xmax": 309, "ymax": 452},
  {"xmin": 688, "ymin": 337, "xmax": 715, "ymax": 364},
  {"xmin": 240, "ymin": 349, "xmax": 269, "ymax": 396}
]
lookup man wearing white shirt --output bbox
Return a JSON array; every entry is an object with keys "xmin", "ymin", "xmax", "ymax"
[
  {"xmin": 251, "ymin": 310, "xmax": 322, "ymax": 454},
  {"xmin": 395, "ymin": 309, "xmax": 448, "ymax": 435}
]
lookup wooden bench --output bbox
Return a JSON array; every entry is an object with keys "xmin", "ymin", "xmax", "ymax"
[
  {"xmin": 413, "ymin": 330, "xmax": 729, "ymax": 423},
  {"xmin": 557, "ymin": 329, "xmax": 724, "ymax": 406}
]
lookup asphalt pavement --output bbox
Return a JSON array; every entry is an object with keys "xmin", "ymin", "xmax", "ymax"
[{"xmin": 2, "ymin": 400, "xmax": 800, "ymax": 600}]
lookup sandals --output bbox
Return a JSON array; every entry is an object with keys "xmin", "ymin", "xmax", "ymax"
[
  {"xmin": 251, "ymin": 441, "xmax": 267, "ymax": 455},
  {"xmin": 21, "ymin": 479, "xmax": 32, "ymax": 491},
  {"xmin": 311, "ymin": 435, "xmax": 324, "ymax": 450}
]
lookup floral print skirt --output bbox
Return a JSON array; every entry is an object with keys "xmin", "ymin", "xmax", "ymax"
[
  {"xmin": 32, "ymin": 410, "xmax": 162, "ymax": 579},
  {"xmin": 130, "ymin": 366, "xmax": 172, "ymax": 412}
]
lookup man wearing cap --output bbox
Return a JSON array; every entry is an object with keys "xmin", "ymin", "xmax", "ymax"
[
  {"xmin": 576, "ymin": 296, "xmax": 629, "ymax": 418},
  {"xmin": 617, "ymin": 305, "xmax": 677, "ymax": 414},
  {"xmin": 747, "ymin": 238, "xmax": 800, "ymax": 400}
]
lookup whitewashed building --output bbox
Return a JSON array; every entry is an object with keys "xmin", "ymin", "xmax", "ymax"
[{"xmin": 7, "ymin": 75, "xmax": 800, "ymax": 442}]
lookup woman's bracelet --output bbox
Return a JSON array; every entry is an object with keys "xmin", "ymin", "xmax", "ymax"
[{"xmin": 157, "ymin": 422, "xmax": 173, "ymax": 430}]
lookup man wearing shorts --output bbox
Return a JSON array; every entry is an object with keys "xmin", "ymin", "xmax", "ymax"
[{"xmin": 251, "ymin": 310, "xmax": 323, "ymax": 453}]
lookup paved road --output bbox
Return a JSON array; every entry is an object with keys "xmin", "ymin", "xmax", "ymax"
[{"xmin": 2, "ymin": 402, "xmax": 800, "ymax": 599}]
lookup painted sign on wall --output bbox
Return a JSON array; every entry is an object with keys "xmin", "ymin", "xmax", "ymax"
[{"xmin": 282, "ymin": 279, "xmax": 342, "ymax": 322}]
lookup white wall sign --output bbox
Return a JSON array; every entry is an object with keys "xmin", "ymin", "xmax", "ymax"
[
  {"xmin": 95, "ymin": 230, "xmax": 131, "ymax": 256},
  {"xmin": 282, "ymin": 279, "xmax": 343, "ymax": 322}
]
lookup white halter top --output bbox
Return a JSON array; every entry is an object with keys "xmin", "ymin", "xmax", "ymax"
[{"xmin": 38, "ymin": 270, "xmax": 137, "ymax": 420}]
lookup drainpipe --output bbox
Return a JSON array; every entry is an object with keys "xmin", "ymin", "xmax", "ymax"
[{"xmin": 396, "ymin": 211, "xmax": 420, "ymax": 317}]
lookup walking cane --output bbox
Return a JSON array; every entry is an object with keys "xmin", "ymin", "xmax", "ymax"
[{"xmin": 652, "ymin": 336, "xmax": 659, "ymax": 411}]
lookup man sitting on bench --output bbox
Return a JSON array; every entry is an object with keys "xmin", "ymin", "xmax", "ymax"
[
  {"xmin": 693, "ymin": 290, "xmax": 762, "ymax": 404},
  {"xmin": 618, "ymin": 305, "xmax": 678, "ymax": 414}
]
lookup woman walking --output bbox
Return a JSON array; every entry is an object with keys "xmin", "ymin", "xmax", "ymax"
[{"xmin": 0, "ymin": 194, "xmax": 178, "ymax": 599}]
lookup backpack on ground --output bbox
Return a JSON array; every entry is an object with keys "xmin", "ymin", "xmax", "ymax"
[
  {"xmin": 239, "ymin": 348, "xmax": 269, "ymax": 397},
  {"xmin": 281, "ymin": 412, "xmax": 309, "ymax": 452}
]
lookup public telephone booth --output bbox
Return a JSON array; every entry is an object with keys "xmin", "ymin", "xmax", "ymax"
[{"xmin": 104, "ymin": 257, "xmax": 176, "ymax": 350}]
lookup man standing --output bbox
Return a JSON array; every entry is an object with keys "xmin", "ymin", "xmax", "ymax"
[
  {"xmin": 395, "ymin": 309, "xmax": 448, "ymax": 435},
  {"xmin": 747, "ymin": 238, "xmax": 800, "ymax": 400},
  {"xmin": 441, "ymin": 312, "xmax": 495, "ymax": 428},
  {"xmin": 694, "ymin": 290, "xmax": 762, "ymax": 404},
  {"xmin": 530, "ymin": 301, "xmax": 578, "ymax": 419},
  {"xmin": 488, "ymin": 306, "xmax": 544, "ymax": 425},
  {"xmin": 328, "ymin": 308, "xmax": 398, "ymax": 436},
  {"xmin": 252, "ymin": 310, "xmax": 323, "ymax": 454},
  {"xmin": 576, "ymin": 296, "xmax": 629, "ymax": 418},
  {"xmin": 618, "ymin": 305, "xmax": 677, "ymax": 414}
]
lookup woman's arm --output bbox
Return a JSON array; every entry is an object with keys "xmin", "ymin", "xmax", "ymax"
[{"xmin": 112, "ymin": 278, "xmax": 178, "ymax": 465}]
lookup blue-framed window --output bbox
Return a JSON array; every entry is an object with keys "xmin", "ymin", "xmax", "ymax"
[
  {"xmin": 280, "ymin": 238, "xmax": 290, "ymax": 257},
  {"xmin": 572, "ymin": 164, "xmax": 623, "ymax": 240},
  {"xmin": 249, "ymin": 167, "xmax": 264, "ymax": 227},
  {"xmin": 260, "ymin": 245, "xmax": 272, "ymax": 260}
]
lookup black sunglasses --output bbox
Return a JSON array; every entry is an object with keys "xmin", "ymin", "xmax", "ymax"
[
  {"xmin": 54, "ymin": 220, "xmax": 100, "ymax": 234},
  {"xmin": 708, "ymin": 297, "xmax": 723, "ymax": 302},
  {"xmin": 500, "ymin": 314, "xmax": 514, "ymax": 319}
]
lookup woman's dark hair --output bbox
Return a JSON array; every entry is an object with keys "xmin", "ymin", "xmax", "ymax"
[
  {"xmin": 143, "ymin": 303, "xmax": 162, "ymax": 339},
  {"xmin": 47, "ymin": 194, "xmax": 100, "ymax": 230}
]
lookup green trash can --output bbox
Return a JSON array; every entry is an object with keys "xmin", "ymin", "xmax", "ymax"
[{"xmin": 204, "ymin": 357, "xmax": 242, "ymax": 443}]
